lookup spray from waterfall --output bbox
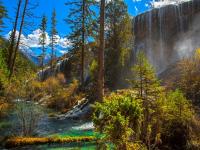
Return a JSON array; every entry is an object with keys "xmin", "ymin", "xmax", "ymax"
[
  {"xmin": 134, "ymin": 0, "xmax": 200, "ymax": 74},
  {"xmin": 175, "ymin": 14, "xmax": 200, "ymax": 59}
]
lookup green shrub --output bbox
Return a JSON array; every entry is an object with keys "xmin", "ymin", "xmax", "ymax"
[
  {"xmin": 160, "ymin": 90, "xmax": 195, "ymax": 150},
  {"xmin": 165, "ymin": 90, "xmax": 193, "ymax": 122},
  {"xmin": 15, "ymin": 101, "xmax": 43, "ymax": 136},
  {"xmin": 93, "ymin": 90, "xmax": 143, "ymax": 150}
]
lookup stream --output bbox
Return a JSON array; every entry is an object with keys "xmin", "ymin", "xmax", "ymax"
[{"xmin": 0, "ymin": 101, "xmax": 99, "ymax": 150}]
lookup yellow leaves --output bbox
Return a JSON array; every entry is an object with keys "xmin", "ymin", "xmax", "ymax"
[
  {"xmin": 155, "ymin": 133, "xmax": 162, "ymax": 145},
  {"xmin": 42, "ymin": 73, "xmax": 66, "ymax": 94},
  {"xmin": 89, "ymin": 59, "xmax": 98, "ymax": 77},
  {"xmin": 195, "ymin": 48, "xmax": 200, "ymax": 60},
  {"xmin": 56, "ymin": 73, "xmax": 65, "ymax": 83},
  {"xmin": 31, "ymin": 80, "xmax": 42, "ymax": 91},
  {"xmin": 46, "ymin": 78, "xmax": 84, "ymax": 111},
  {"xmin": 67, "ymin": 79, "xmax": 79, "ymax": 96},
  {"xmin": 0, "ymin": 101, "xmax": 9, "ymax": 110},
  {"xmin": 0, "ymin": 97, "xmax": 9, "ymax": 117},
  {"xmin": 5, "ymin": 136, "xmax": 96, "ymax": 148},
  {"xmin": 43, "ymin": 77, "xmax": 60, "ymax": 93},
  {"xmin": 127, "ymin": 142, "xmax": 147, "ymax": 150},
  {"xmin": 177, "ymin": 48, "xmax": 200, "ymax": 104},
  {"xmin": 4, "ymin": 72, "xmax": 83, "ymax": 112}
]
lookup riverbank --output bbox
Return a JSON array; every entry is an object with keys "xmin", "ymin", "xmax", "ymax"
[
  {"xmin": 0, "ymin": 100, "xmax": 97, "ymax": 149},
  {"xmin": 4, "ymin": 136, "xmax": 97, "ymax": 149}
]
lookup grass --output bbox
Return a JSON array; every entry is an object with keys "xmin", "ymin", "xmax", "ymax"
[{"xmin": 5, "ymin": 136, "xmax": 97, "ymax": 148}]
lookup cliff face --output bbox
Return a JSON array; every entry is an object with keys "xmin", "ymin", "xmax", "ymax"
[
  {"xmin": 38, "ymin": 58, "xmax": 71, "ymax": 81},
  {"xmin": 39, "ymin": 0, "xmax": 200, "ymax": 80},
  {"xmin": 134, "ymin": 0, "xmax": 200, "ymax": 73}
]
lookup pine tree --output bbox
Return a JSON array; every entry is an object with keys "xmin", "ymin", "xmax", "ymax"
[
  {"xmin": 50, "ymin": 9, "xmax": 57, "ymax": 70},
  {"xmin": 0, "ymin": 0, "xmax": 7, "ymax": 33},
  {"xmin": 39, "ymin": 15, "xmax": 47, "ymax": 73},
  {"xmin": 105, "ymin": 0, "xmax": 133, "ymax": 90},
  {"xmin": 131, "ymin": 52, "xmax": 161, "ymax": 100},
  {"xmin": 131, "ymin": 52, "xmax": 163, "ymax": 147},
  {"xmin": 65, "ymin": 0, "xmax": 97, "ymax": 85}
]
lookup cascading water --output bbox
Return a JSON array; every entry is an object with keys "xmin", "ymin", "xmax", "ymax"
[
  {"xmin": 72, "ymin": 122, "xmax": 94, "ymax": 130},
  {"xmin": 158, "ymin": 7, "xmax": 165, "ymax": 69},
  {"xmin": 37, "ymin": 0, "xmax": 200, "ymax": 78},
  {"xmin": 37, "ymin": 57, "xmax": 70, "ymax": 80},
  {"xmin": 134, "ymin": 0, "xmax": 200, "ymax": 74}
]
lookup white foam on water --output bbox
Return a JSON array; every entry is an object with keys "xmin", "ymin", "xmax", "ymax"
[{"xmin": 72, "ymin": 122, "xmax": 94, "ymax": 130}]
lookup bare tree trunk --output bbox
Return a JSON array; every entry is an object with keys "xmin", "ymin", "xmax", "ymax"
[
  {"xmin": 97, "ymin": 0, "xmax": 105, "ymax": 102},
  {"xmin": 9, "ymin": 0, "xmax": 28, "ymax": 78},
  {"xmin": 81, "ymin": 0, "xmax": 85, "ymax": 86},
  {"xmin": 8, "ymin": 0, "xmax": 22, "ymax": 72},
  {"xmin": 42, "ymin": 44, "xmax": 45, "ymax": 73},
  {"xmin": 50, "ymin": 35, "xmax": 54, "ymax": 71}
]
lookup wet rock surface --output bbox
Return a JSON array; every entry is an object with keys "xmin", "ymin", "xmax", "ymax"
[{"xmin": 134, "ymin": 0, "xmax": 200, "ymax": 73}]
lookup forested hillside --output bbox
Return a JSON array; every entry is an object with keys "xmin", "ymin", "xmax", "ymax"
[{"xmin": 0, "ymin": 0, "xmax": 200, "ymax": 150}]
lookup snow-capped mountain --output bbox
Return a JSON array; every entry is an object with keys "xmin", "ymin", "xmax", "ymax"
[{"xmin": 5, "ymin": 29, "xmax": 71, "ymax": 65}]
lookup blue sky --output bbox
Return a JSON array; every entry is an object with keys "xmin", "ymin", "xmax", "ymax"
[
  {"xmin": 1, "ymin": 0, "xmax": 153, "ymax": 62},
  {"xmin": 2, "ymin": 0, "xmax": 153, "ymax": 36}
]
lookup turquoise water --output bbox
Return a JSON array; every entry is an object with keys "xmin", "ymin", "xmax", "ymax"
[
  {"xmin": 14, "ymin": 141, "xmax": 114, "ymax": 150},
  {"xmin": 0, "ymin": 102, "xmax": 106, "ymax": 149},
  {"xmin": 14, "ymin": 142, "xmax": 98, "ymax": 150},
  {"xmin": 50, "ymin": 129, "xmax": 101, "ymax": 138},
  {"xmin": 47, "ymin": 145, "xmax": 96, "ymax": 150}
]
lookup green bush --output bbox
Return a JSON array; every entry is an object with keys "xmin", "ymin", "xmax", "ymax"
[
  {"xmin": 165, "ymin": 90, "xmax": 193, "ymax": 122},
  {"xmin": 93, "ymin": 90, "xmax": 143, "ymax": 150},
  {"xmin": 160, "ymin": 90, "xmax": 194, "ymax": 150}
]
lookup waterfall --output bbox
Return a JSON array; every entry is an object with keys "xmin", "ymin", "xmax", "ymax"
[
  {"xmin": 56, "ymin": 99, "xmax": 91, "ymax": 120},
  {"xmin": 134, "ymin": 0, "xmax": 200, "ymax": 74},
  {"xmin": 147, "ymin": 10, "xmax": 153, "ymax": 62},
  {"xmin": 37, "ymin": 57, "xmax": 70, "ymax": 80},
  {"xmin": 72, "ymin": 122, "xmax": 94, "ymax": 130},
  {"xmin": 158, "ymin": 7, "xmax": 165, "ymax": 71},
  {"xmin": 177, "ymin": 3, "xmax": 184, "ymax": 32}
]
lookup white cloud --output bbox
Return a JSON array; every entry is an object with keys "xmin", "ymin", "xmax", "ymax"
[
  {"xmin": 58, "ymin": 37, "xmax": 71, "ymax": 48},
  {"xmin": 59, "ymin": 50, "xmax": 68, "ymax": 54},
  {"xmin": 5, "ymin": 29, "xmax": 71, "ymax": 60},
  {"xmin": 95, "ymin": 0, "xmax": 112, "ymax": 3},
  {"xmin": 145, "ymin": 3, "xmax": 149, "ymax": 7},
  {"xmin": 132, "ymin": 0, "xmax": 142, "ymax": 2},
  {"xmin": 5, "ymin": 29, "xmax": 71, "ymax": 49},
  {"xmin": 151, "ymin": 0, "xmax": 191, "ymax": 8},
  {"xmin": 135, "ymin": 6, "xmax": 138, "ymax": 12}
]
